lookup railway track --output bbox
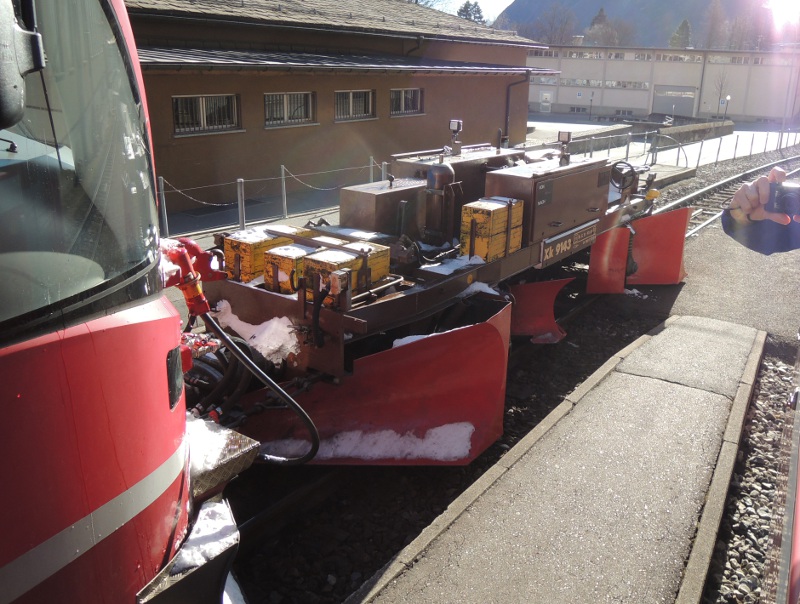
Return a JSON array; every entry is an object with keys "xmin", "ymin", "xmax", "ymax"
[
  {"xmin": 227, "ymin": 150, "xmax": 800, "ymax": 604},
  {"xmin": 652, "ymin": 154, "xmax": 800, "ymax": 237}
]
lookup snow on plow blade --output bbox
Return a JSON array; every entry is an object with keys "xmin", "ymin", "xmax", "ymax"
[
  {"xmin": 587, "ymin": 208, "xmax": 691, "ymax": 294},
  {"xmin": 243, "ymin": 298, "xmax": 512, "ymax": 466},
  {"xmin": 508, "ymin": 278, "xmax": 574, "ymax": 344}
]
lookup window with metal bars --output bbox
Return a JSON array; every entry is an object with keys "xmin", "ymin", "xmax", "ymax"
[
  {"xmin": 172, "ymin": 95, "xmax": 240, "ymax": 134},
  {"xmin": 390, "ymin": 88, "xmax": 423, "ymax": 116},
  {"xmin": 264, "ymin": 92, "xmax": 315, "ymax": 126},
  {"xmin": 334, "ymin": 90, "xmax": 376, "ymax": 121}
]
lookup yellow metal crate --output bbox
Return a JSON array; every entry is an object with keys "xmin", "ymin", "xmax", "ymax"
[
  {"xmin": 459, "ymin": 196, "xmax": 523, "ymax": 262},
  {"xmin": 263, "ymin": 244, "xmax": 317, "ymax": 294},
  {"xmin": 264, "ymin": 224, "xmax": 314, "ymax": 238},
  {"xmin": 343, "ymin": 241, "xmax": 390, "ymax": 289},
  {"xmin": 224, "ymin": 225, "xmax": 313, "ymax": 283},
  {"xmin": 311, "ymin": 235, "xmax": 348, "ymax": 247},
  {"xmin": 305, "ymin": 241, "xmax": 390, "ymax": 293}
]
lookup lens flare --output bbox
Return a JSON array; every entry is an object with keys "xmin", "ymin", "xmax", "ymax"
[{"xmin": 765, "ymin": 0, "xmax": 800, "ymax": 29}]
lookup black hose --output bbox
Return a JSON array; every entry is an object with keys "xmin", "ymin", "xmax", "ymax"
[
  {"xmin": 197, "ymin": 350, "xmax": 240, "ymax": 413},
  {"xmin": 412, "ymin": 241, "xmax": 460, "ymax": 264},
  {"xmin": 202, "ymin": 313, "xmax": 320, "ymax": 465},
  {"xmin": 188, "ymin": 357, "xmax": 225, "ymax": 388},
  {"xmin": 218, "ymin": 347, "xmax": 253, "ymax": 411}
]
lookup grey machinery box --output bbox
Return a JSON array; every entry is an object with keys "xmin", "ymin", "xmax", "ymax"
[
  {"xmin": 485, "ymin": 158, "xmax": 612, "ymax": 247},
  {"xmin": 339, "ymin": 178, "xmax": 426, "ymax": 239}
]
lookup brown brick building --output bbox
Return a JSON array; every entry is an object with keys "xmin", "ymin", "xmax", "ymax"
[{"xmin": 125, "ymin": 0, "xmax": 549, "ymax": 214}]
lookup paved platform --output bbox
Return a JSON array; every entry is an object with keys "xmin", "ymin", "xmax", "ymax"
[{"xmin": 345, "ymin": 316, "xmax": 766, "ymax": 604}]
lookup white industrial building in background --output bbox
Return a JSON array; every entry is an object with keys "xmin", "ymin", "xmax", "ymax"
[{"xmin": 528, "ymin": 45, "xmax": 800, "ymax": 126}]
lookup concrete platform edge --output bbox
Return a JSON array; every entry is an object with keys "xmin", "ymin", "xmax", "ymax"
[
  {"xmin": 346, "ymin": 319, "xmax": 679, "ymax": 604},
  {"xmin": 346, "ymin": 321, "xmax": 766, "ymax": 604},
  {"xmin": 675, "ymin": 329, "xmax": 767, "ymax": 604}
]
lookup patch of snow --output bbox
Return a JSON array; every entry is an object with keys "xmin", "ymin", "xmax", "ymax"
[
  {"xmin": 186, "ymin": 416, "xmax": 232, "ymax": 477},
  {"xmin": 457, "ymin": 281, "xmax": 501, "ymax": 298},
  {"xmin": 211, "ymin": 300, "xmax": 299, "ymax": 363},
  {"xmin": 223, "ymin": 574, "xmax": 247, "ymax": 604},
  {"xmin": 422, "ymin": 254, "xmax": 485, "ymax": 275},
  {"xmin": 172, "ymin": 501, "xmax": 238, "ymax": 575},
  {"xmin": 260, "ymin": 422, "xmax": 475, "ymax": 461},
  {"xmin": 624, "ymin": 288, "xmax": 648, "ymax": 299}
]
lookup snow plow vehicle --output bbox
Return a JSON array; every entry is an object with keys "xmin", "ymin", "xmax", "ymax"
[{"xmin": 187, "ymin": 134, "xmax": 692, "ymax": 467}]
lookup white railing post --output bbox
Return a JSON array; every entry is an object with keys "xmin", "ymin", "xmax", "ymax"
[
  {"xmin": 382, "ymin": 162, "xmax": 388, "ymax": 181},
  {"xmin": 281, "ymin": 165, "xmax": 288, "ymax": 218},
  {"xmin": 369, "ymin": 156, "xmax": 374, "ymax": 183},
  {"xmin": 158, "ymin": 176, "xmax": 169, "ymax": 237},
  {"xmin": 237, "ymin": 178, "xmax": 246, "ymax": 229}
]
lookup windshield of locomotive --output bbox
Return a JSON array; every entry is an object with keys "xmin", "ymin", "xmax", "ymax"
[{"xmin": 0, "ymin": 0, "xmax": 158, "ymax": 325}]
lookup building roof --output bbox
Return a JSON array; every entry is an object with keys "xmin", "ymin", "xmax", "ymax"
[
  {"xmin": 124, "ymin": 0, "xmax": 541, "ymax": 47},
  {"xmin": 137, "ymin": 46, "xmax": 557, "ymax": 74}
]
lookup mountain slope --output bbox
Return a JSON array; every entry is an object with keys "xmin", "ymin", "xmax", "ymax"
[{"xmin": 496, "ymin": 0, "xmax": 770, "ymax": 48}]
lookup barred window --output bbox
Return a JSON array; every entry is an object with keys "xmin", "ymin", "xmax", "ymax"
[
  {"xmin": 560, "ymin": 78, "xmax": 602, "ymax": 87},
  {"xmin": 390, "ymin": 88, "xmax": 424, "ymax": 116},
  {"xmin": 264, "ymin": 92, "xmax": 315, "ymax": 127},
  {"xmin": 533, "ymin": 76, "xmax": 558, "ymax": 85},
  {"xmin": 335, "ymin": 90, "xmax": 376, "ymax": 121},
  {"xmin": 569, "ymin": 106, "xmax": 588, "ymax": 113},
  {"xmin": 656, "ymin": 53, "xmax": 702, "ymax": 63},
  {"xmin": 529, "ymin": 49, "xmax": 558, "ymax": 57},
  {"xmin": 566, "ymin": 51, "xmax": 603, "ymax": 59},
  {"xmin": 634, "ymin": 53, "xmax": 652, "ymax": 61},
  {"xmin": 172, "ymin": 94, "xmax": 239, "ymax": 134},
  {"xmin": 604, "ymin": 80, "xmax": 650, "ymax": 90}
]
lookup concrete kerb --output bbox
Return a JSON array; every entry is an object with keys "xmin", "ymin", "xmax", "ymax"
[
  {"xmin": 346, "ymin": 317, "xmax": 765, "ymax": 604},
  {"xmin": 675, "ymin": 328, "xmax": 767, "ymax": 604},
  {"xmin": 345, "ymin": 315, "xmax": 684, "ymax": 604}
]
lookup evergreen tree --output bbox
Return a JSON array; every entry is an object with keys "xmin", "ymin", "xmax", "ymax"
[
  {"xmin": 584, "ymin": 21, "xmax": 618, "ymax": 46},
  {"xmin": 704, "ymin": 0, "xmax": 728, "ymax": 49},
  {"xmin": 457, "ymin": 1, "xmax": 486, "ymax": 24},
  {"xmin": 590, "ymin": 8, "xmax": 608, "ymax": 27},
  {"xmin": 669, "ymin": 19, "xmax": 692, "ymax": 48},
  {"xmin": 728, "ymin": 16, "xmax": 751, "ymax": 50},
  {"xmin": 612, "ymin": 18, "xmax": 636, "ymax": 46}
]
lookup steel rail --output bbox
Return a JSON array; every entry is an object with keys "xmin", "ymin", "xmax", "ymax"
[{"xmin": 654, "ymin": 153, "xmax": 800, "ymax": 216}]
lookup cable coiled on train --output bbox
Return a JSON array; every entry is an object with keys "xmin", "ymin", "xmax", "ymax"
[{"xmin": 202, "ymin": 312, "xmax": 320, "ymax": 466}]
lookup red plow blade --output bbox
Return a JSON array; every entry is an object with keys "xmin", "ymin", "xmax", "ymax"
[
  {"xmin": 587, "ymin": 208, "xmax": 691, "ymax": 294},
  {"xmin": 240, "ymin": 299, "xmax": 512, "ymax": 465},
  {"xmin": 508, "ymin": 278, "xmax": 574, "ymax": 344}
]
